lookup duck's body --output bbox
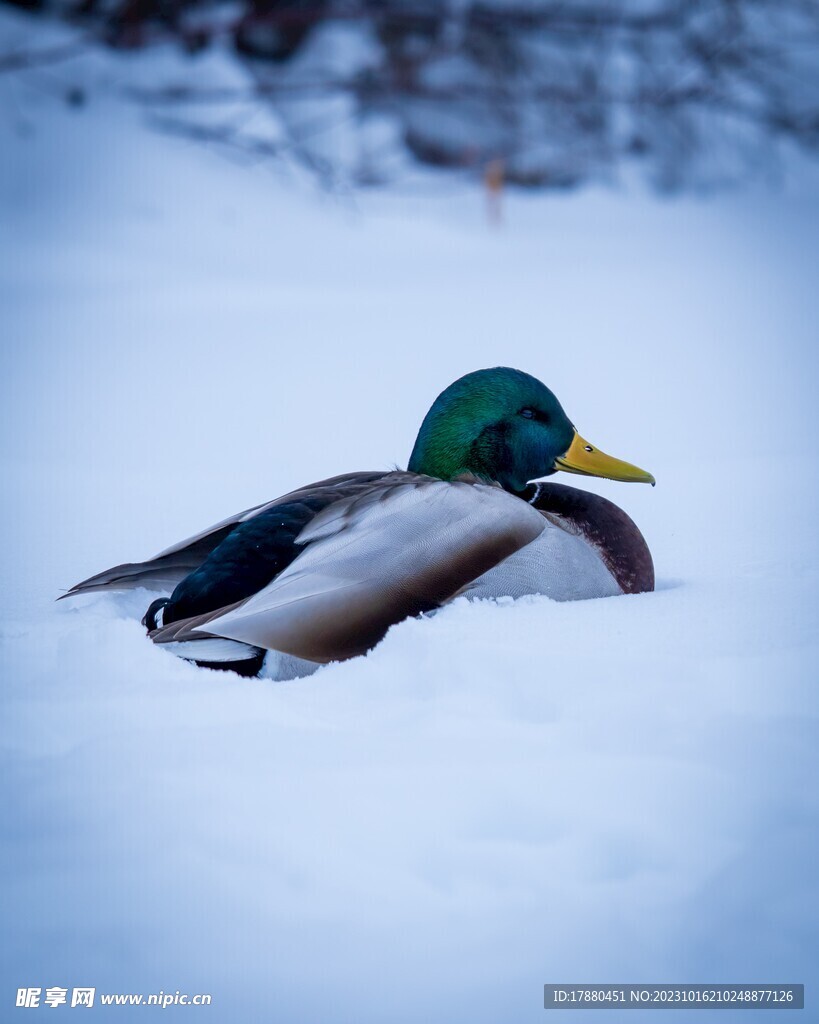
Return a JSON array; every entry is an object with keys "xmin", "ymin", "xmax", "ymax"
[{"xmin": 62, "ymin": 368, "xmax": 655, "ymax": 674}]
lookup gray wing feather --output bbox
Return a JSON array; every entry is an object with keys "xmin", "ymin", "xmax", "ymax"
[
  {"xmin": 60, "ymin": 471, "xmax": 387, "ymax": 600},
  {"xmin": 183, "ymin": 478, "xmax": 546, "ymax": 663}
]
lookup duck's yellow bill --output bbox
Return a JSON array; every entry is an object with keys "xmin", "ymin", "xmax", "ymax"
[{"xmin": 554, "ymin": 432, "xmax": 655, "ymax": 485}]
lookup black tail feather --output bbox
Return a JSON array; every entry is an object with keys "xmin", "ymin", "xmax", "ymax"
[{"xmin": 142, "ymin": 598, "xmax": 170, "ymax": 631}]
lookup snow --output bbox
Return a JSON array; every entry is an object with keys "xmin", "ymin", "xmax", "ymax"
[{"xmin": 2, "ymin": 7, "xmax": 819, "ymax": 1020}]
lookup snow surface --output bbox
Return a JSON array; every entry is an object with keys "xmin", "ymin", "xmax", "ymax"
[{"xmin": 2, "ymin": 8, "xmax": 819, "ymax": 1021}]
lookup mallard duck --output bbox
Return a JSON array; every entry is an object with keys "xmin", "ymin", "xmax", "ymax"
[{"xmin": 62, "ymin": 367, "xmax": 655, "ymax": 675}]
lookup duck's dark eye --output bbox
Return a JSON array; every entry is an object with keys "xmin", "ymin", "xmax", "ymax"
[{"xmin": 520, "ymin": 407, "xmax": 548, "ymax": 423}]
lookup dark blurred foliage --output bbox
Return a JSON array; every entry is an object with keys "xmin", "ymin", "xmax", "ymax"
[{"xmin": 4, "ymin": 0, "xmax": 819, "ymax": 189}]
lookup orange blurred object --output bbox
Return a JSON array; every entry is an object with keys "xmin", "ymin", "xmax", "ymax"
[{"xmin": 484, "ymin": 158, "xmax": 505, "ymax": 225}]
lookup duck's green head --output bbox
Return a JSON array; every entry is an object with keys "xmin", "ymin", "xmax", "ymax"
[{"xmin": 407, "ymin": 367, "xmax": 654, "ymax": 493}]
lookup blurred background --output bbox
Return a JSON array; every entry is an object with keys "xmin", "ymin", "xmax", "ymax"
[{"xmin": 2, "ymin": 0, "xmax": 819, "ymax": 192}]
